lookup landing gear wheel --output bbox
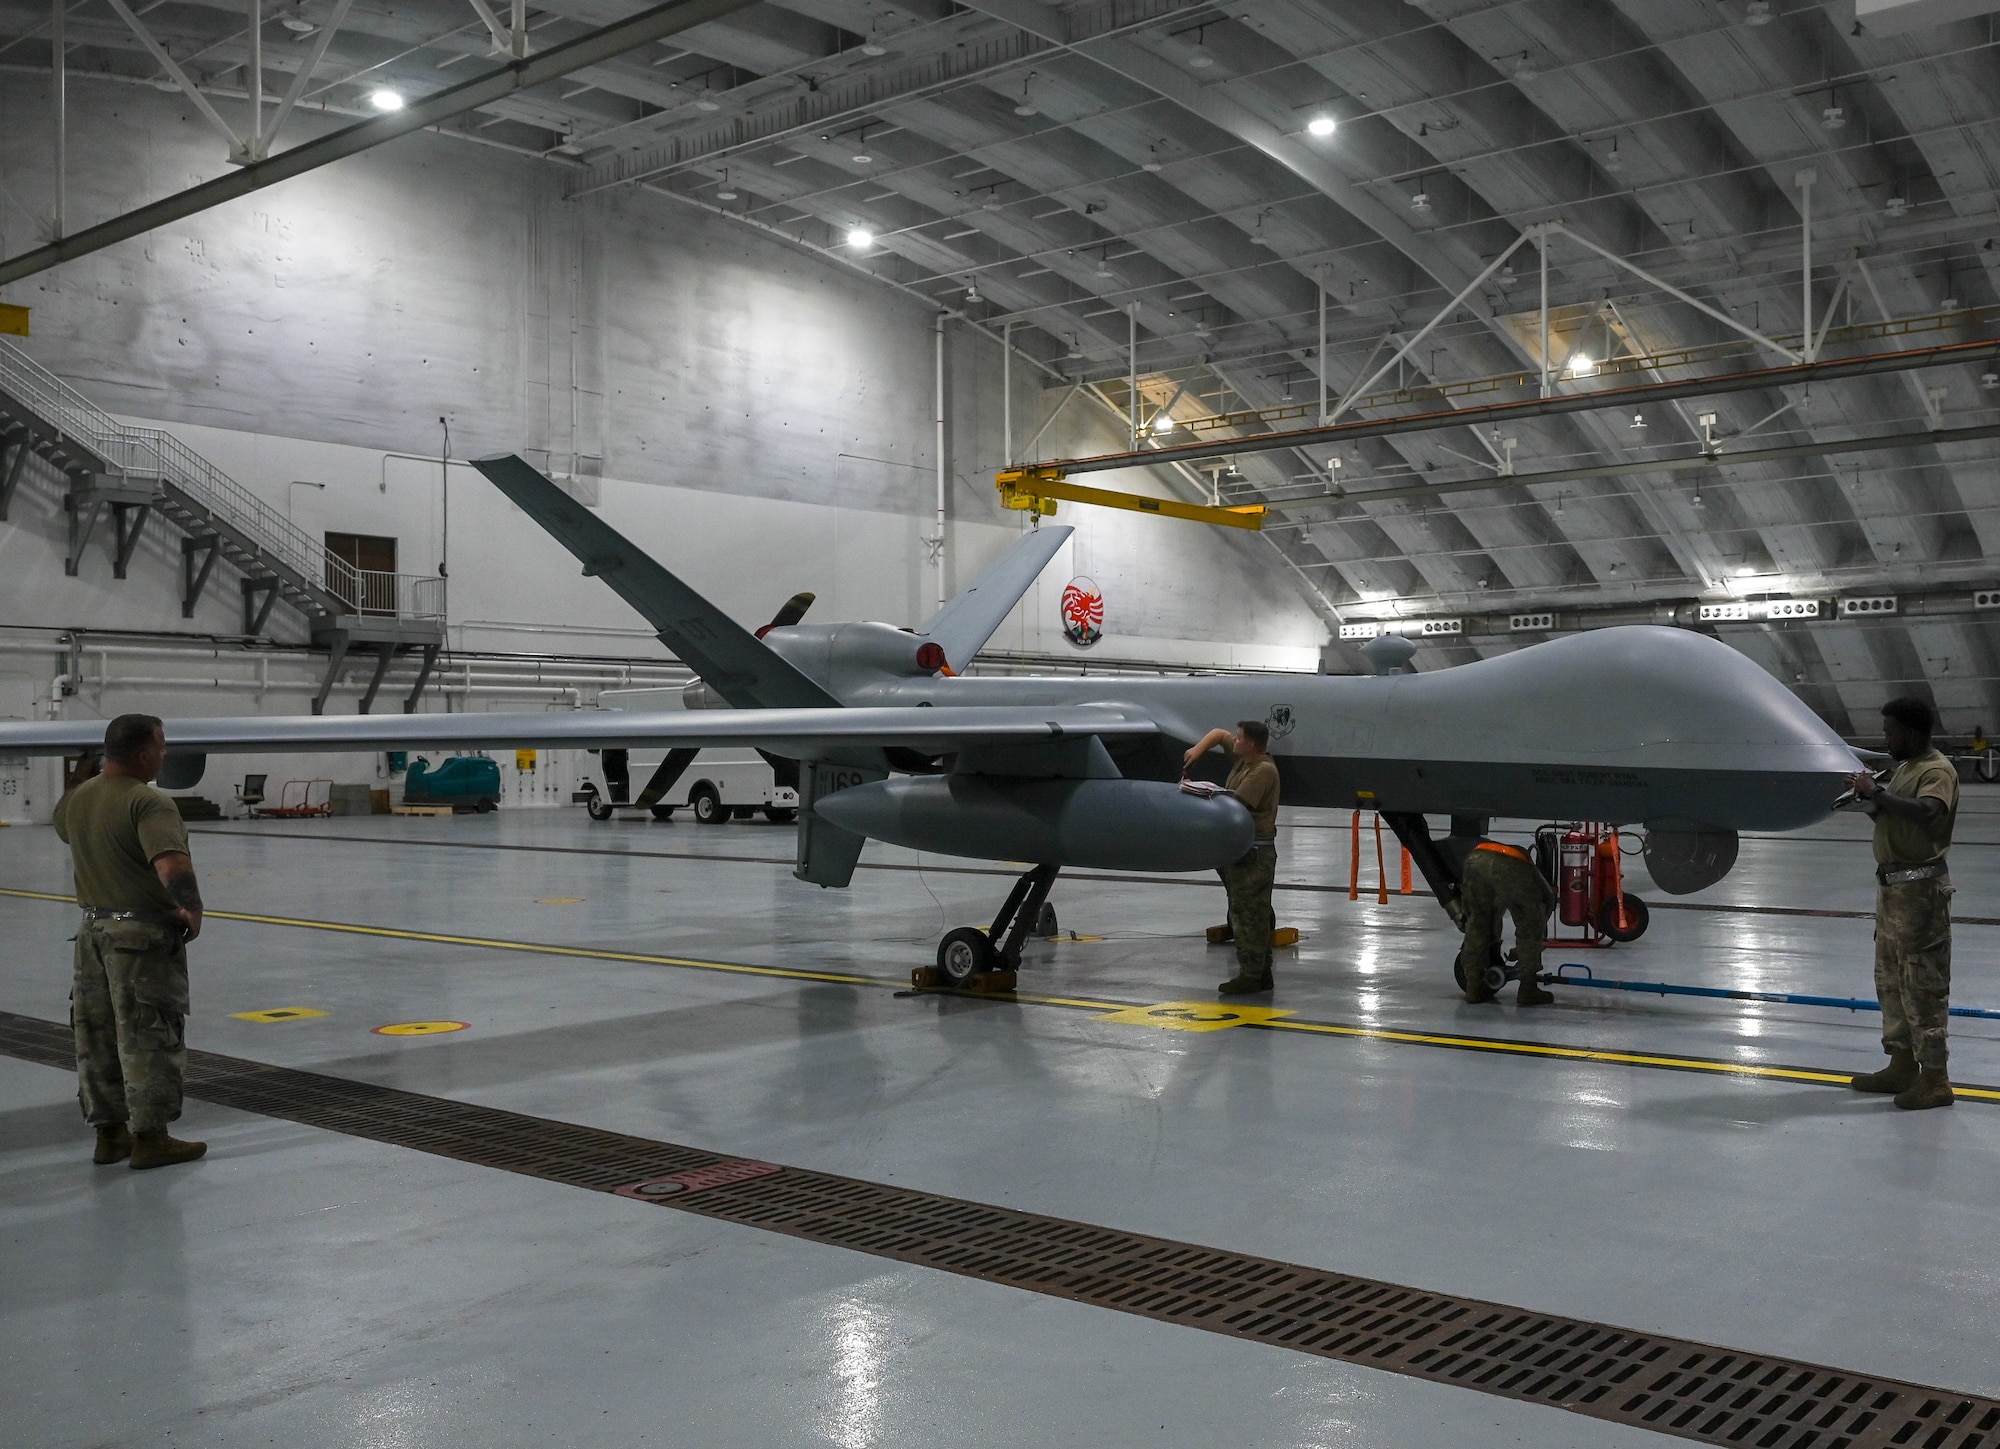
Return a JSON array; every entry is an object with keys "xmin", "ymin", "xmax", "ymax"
[
  {"xmin": 1597, "ymin": 892, "xmax": 1650, "ymax": 943},
  {"xmin": 691, "ymin": 788, "xmax": 726, "ymax": 825},
  {"xmin": 763, "ymin": 806, "xmax": 798, "ymax": 824},
  {"xmin": 1035, "ymin": 902, "xmax": 1058, "ymax": 938},
  {"xmin": 585, "ymin": 796, "xmax": 615, "ymax": 822},
  {"xmin": 650, "ymin": 805, "xmax": 676, "ymax": 821},
  {"xmin": 937, "ymin": 927, "xmax": 998, "ymax": 987},
  {"xmin": 1451, "ymin": 942, "xmax": 1510, "ymax": 994}
]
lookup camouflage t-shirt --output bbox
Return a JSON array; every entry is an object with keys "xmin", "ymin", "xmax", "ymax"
[
  {"xmin": 1872, "ymin": 748, "xmax": 1957, "ymax": 867},
  {"xmin": 52, "ymin": 773, "xmax": 191, "ymax": 913}
]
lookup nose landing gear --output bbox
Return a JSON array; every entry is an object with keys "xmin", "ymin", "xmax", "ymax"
[{"xmin": 917, "ymin": 863, "xmax": 1061, "ymax": 993}]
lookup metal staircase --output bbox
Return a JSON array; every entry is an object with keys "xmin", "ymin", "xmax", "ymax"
[{"xmin": 0, "ymin": 337, "xmax": 446, "ymax": 713}]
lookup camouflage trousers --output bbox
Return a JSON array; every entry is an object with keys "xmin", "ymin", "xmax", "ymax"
[
  {"xmin": 1461, "ymin": 849, "xmax": 1549, "ymax": 986},
  {"xmin": 1875, "ymin": 877, "xmax": 1953, "ymax": 1069},
  {"xmin": 1224, "ymin": 844, "xmax": 1278, "ymax": 979},
  {"xmin": 72, "ymin": 918, "xmax": 189, "ymax": 1134}
]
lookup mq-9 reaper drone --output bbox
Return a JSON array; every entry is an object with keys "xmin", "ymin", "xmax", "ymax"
[{"xmin": 0, "ymin": 456, "xmax": 1861, "ymax": 990}]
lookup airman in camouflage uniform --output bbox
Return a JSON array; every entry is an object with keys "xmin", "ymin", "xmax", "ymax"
[
  {"xmin": 1186, "ymin": 719, "xmax": 1282, "ymax": 995},
  {"xmin": 1847, "ymin": 697, "xmax": 1959, "ymax": 1110},
  {"xmin": 1459, "ymin": 840, "xmax": 1557, "ymax": 1006},
  {"xmin": 52, "ymin": 715, "xmax": 209, "ymax": 1168}
]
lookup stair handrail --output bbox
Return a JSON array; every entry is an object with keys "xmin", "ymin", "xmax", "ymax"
[{"xmin": 0, "ymin": 338, "xmax": 444, "ymax": 619}]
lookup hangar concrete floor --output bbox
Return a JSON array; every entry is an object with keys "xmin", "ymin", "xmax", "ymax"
[{"xmin": 2, "ymin": 801, "xmax": 1998, "ymax": 1449}]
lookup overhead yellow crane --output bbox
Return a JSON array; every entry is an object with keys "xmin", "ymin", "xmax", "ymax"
[{"xmin": 995, "ymin": 465, "xmax": 1267, "ymax": 531}]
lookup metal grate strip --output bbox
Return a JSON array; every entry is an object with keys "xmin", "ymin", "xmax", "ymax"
[{"xmin": 4, "ymin": 1008, "xmax": 1993, "ymax": 1449}]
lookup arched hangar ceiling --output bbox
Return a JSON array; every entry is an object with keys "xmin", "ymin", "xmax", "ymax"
[{"xmin": 4, "ymin": 0, "xmax": 2000, "ymax": 728}]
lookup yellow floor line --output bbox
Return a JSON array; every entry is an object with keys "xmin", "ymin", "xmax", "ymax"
[{"xmin": 6, "ymin": 886, "xmax": 1994, "ymax": 1101}]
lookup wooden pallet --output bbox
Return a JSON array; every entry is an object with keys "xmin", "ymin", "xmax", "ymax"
[{"xmin": 391, "ymin": 804, "xmax": 456, "ymax": 817}]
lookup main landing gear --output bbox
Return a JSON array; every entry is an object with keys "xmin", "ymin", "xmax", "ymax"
[{"xmin": 914, "ymin": 863, "xmax": 1060, "ymax": 994}]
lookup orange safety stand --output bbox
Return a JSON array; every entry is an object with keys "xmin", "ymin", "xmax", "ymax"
[{"xmin": 1351, "ymin": 809, "xmax": 1414, "ymax": 904}]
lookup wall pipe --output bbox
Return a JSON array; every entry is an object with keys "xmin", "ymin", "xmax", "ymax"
[{"xmin": 934, "ymin": 310, "xmax": 948, "ymax": 610}]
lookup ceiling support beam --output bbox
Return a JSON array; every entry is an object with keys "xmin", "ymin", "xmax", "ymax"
[
  {"xmin": 261, "ymin": 0, "xmax": 354, "ymax": 153},
  {"xmin": 0, "ymin": 0, "xmax": 759, "ymax": 288},
  {"xmin": 1041, "ymin": 336, "xmax": 2000, "ymax": 476},
  {"xmin": 1266, "ymin": 420, "xmax": 2000, "ymax": 514}
]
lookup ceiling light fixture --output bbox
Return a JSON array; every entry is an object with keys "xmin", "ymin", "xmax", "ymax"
[
  {"xmin": 1153, "ymin": 415, "xmax": 1175, "ymax": 435},
  {"xmin": 851, "ymin": 153, "xmax": 872, "ymax": 163},
  {"xmin": 1307, "ymin": 113, "xmax": 1336, "ymax": 137},
  {"xmin": 1409, "ymin": 191, "xmax": 1431, "ymax": 213},
  {"xmin": 369, "ymin": 88, "xmax": 404, "ymax": 111},
  {"xmin": 1885, "ymin": 194, "xmax": 1910, "ymax": 217},
  {"xmin": 694, "ymin": 98, "xmax": 720, "ymax": 111},
  {"xmin": 1014, "ymin": 72, "xmax": 1038, "ymax": 116},
  {"xmin": 1603, "ymin": 137, "xmax": 1624, "ymax": 172},
  {"xmin": 1822, "ymin": 104, "xmax": 1846, "ymax": 129},
  {"xmin": 1567, "ymin": 354, "xmax": 1596, "ymax": 377},
  {"xmin": 860, "ymin": 25, "xmax": 887, "ymax": 56},
  {"xmin": 1189, "ymin": 49, "xmax": 1214, "ymax": 68},
  {"xmin": 281, "ymin": 15, "xmax": 315, "ymax": 32},
  {"xmin": 846, "ymin": 227, "xmax": 874, "ymax": 248},
  {"xmin": 1745, "ymin": 0, "xmax": 1772, "ymax": 23},
  {"xmin": 715, "ymin": 170, "xmax": 737, "ymax": 200}
]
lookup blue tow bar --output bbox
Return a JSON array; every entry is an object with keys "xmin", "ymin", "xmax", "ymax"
[{"xmin": 1546, "ymin": 963, "xmax": 2000, "ymax": 1022}]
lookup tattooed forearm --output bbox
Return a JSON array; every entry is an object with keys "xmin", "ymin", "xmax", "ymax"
[{"xmin": 154, "ymin": 853, "xmax": 204, "ymax": 913}]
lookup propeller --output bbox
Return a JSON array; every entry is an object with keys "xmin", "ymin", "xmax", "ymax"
[
  {"xmin": 756, "ymin": 591, "xmax": 815, "ymax": 638},
  {"xmin": 753, "ymin": 591, "xmax": 816, "ymax": 790}
]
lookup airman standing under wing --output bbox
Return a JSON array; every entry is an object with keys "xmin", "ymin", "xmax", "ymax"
[{"xmin": 1185, "ymin": 721, "xmax": 1281, "ymax": 996}]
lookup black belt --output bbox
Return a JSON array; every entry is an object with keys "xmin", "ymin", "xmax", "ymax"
[
  {"xmin": 79, "ymin": 907, "xmax": 180, "ymax": 926},
  {"xmin": 1877, "ymin": 862, "xmax": 1947, "ymax": 886}
]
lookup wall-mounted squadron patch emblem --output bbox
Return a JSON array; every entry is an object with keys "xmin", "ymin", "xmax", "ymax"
[
  {"xmin": 1061, "ymin": 576, "xmax": 1103, "ymax": 648},
  {"xmin": 1266, "ymin": 704, "xmax": 1296, "ymax": 740}
]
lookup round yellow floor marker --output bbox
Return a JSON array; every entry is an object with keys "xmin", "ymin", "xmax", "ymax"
[
  {"xmin": 371, "ymin": 1020, "xmax": 469, "ymax": 1036},
  {"xmin": 536, "ymin": 896, "xmax": 585, "ymax": 904},
  {"xmin": 230, "ymin": 1007, "xmax": 329, "ymax": 1023}
]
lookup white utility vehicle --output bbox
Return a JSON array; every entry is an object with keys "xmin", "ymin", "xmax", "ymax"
[
  {"xmin": 575, "ymin": 685, "xmax": 800, "ymax": 824},
  {"xmin": 578, "ymin": 745, "xmax": 798, "ymax": 824}
]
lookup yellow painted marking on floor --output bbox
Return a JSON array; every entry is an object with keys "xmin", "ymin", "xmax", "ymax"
[
  {"xmin": 1096, "ymin": 1000, "xmax": 1297, "ymax": 1032},
  {"xmin": 373, "ymin": 1020, "xmax": 469, "ymax": 1036},
  {"xmin": 1054, "ymin": 934, "xmax": 1106, "ymax": 943},
  {"xmin": 536, "ymin": 897, "xmax": 586, "ymax": 905},
  {"xmin": 229, "ymin": 1007, "xmax": 329, "ymax": 1023},
  {"xmin": 4, "ymin": 886, "xmax": 1997, "ymax": 1100}
]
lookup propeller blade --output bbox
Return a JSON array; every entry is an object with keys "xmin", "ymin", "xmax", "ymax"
[{"xmin": 758, "ymin": 591, "xmax": 815, "ymax": 637}]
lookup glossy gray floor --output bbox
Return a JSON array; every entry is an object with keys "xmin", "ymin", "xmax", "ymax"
[{"xmin": 3, "ymin": 800, "xmax": 1998, "ymax": 1448}]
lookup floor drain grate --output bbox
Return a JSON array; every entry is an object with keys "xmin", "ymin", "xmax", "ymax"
[{"xmin": 4, "ymin": 1008, "xmax": 1993, "ymax": 1449}]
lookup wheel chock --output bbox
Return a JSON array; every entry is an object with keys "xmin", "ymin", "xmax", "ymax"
[
  {"xmin": 1204, "ymin": 924, "xmax": 1234, "ymax": 944},
  {"xmin": 1272, "ymin": 927, "xmax": 1301, "ymax": 948},
  {"xmin": 969, "ymin": 969, "xmax": 1017, "ymax": 994},
  {"xmin": 910, "ymin": 966, "xmax": 942, "ymax": 989}
]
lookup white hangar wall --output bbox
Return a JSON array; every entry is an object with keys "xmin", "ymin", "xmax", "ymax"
[{"xmin": 0, "ymin": 75, "xmax": 1327, "ymax": 821}]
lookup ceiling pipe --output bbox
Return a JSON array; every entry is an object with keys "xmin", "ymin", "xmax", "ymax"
[{"xmin": 1042, "ymin": 336, "xmax": 2000, "ymax": 477}]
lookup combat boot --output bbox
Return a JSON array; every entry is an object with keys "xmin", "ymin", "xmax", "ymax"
[
  {"xmin": 1517, "ymin": 977, "xmax": 1555, "ymax": 1008},
  {"xmin": 1851, "ymin": 1049, "xmax": 1918, "ymax": 1094},
  {"xmin": 1893, "ymin": 1067, "xmax": 1955, "ymax": 1111},
  {"xmin": 1205, "ymin": 923, "xmax": 1234, "ymax": 945},
  {"xmin": 92, "ymin": 1124, "xmax": 133, "ymax": 1165},
  {"xmin": 1218, "ymin": 961, "xmax": 1273, "ymax": 995},
  {"xmin": 129, "ymin": 1131, "xmax": 207, "ymax": 1170}
]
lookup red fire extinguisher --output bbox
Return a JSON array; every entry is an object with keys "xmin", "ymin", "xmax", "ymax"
[{"xmin": 1558, "ymin": 831, "xmax": 1594, "ymax": 926}]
